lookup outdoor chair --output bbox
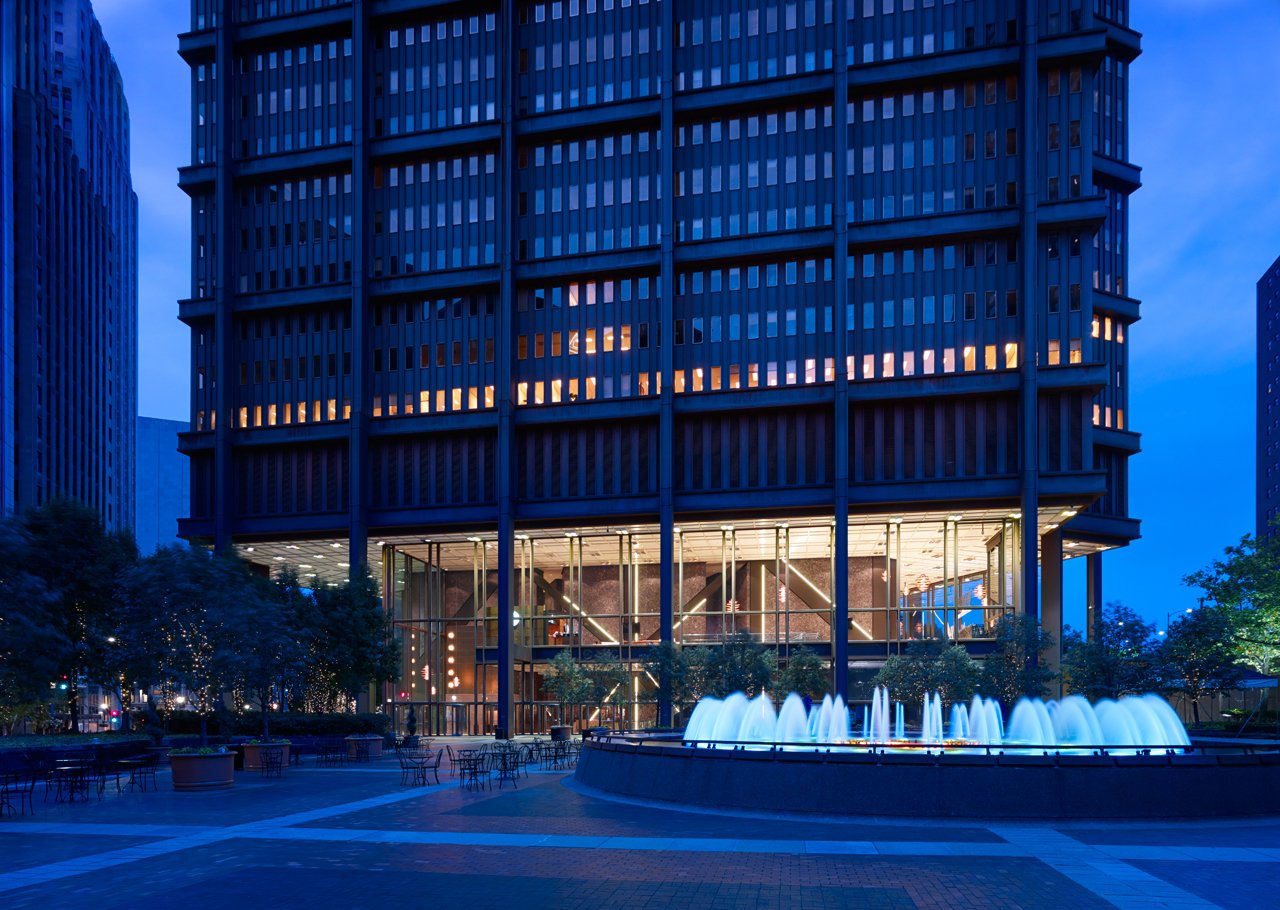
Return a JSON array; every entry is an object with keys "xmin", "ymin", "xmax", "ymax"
[
  {"xmin": 0, "ymin": 769, "xmax": 37, "ymax": 816},
  {"xmin": 260, "ymin": 746, "xmax": 284, "ymax": 779},
  {"xmin": 353, "ymin": 740, "xmax": 371, "ymax": 763},
  {"xmin": 126, "ymin": 753, "xmax": 160, "ymax": 793}
]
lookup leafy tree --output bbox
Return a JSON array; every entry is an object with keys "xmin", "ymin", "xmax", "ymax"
[
  {"xmin": 543, "ymin": 648, "xmax": 590, "ymax": 724},
  {"xmin": 235, "ymin": 569, "xmax": 311, "ymax": 738},
  {"xmin": 707, "ymin": 631, "xmax": 776, "ymax": 697},
  {"xmin": 1061, "ymin": 602, "xmax": 1166, "ymax": 701},
  {"xmin": 20, "ymin": 499, "xmax": 138, "ymax": 732},
  {"xmin": 310, "ymin": 569, "xmax": 401, "ymax": 711},
  {"xmin": 773, "ymin": 646, "xmax": 830, "ymax": 700},
  {"xmin": 1183, "ymin": 528, "xmax": 1280, "ymax": 676},
  {"xmin": 0, "ymin": 522, "xmax": 67, "ymax": 734},
  {"xmin": 873, "ymin": 640, "xmax": 981, "ymax": 706},
  {"xmin": 1162, "ymin": 606, "xmax": 1244, "ymax": 726},
  {"xmin": 582, "ymin": 651, "xmax": 631, "ymax": 729},
  {"xmin": 123, "ymin": 546, "xmax": 261, "ymax": 746},
  {"xmin": 979, "ymin": 614, "xmax": 1058, "ymax": 707}
]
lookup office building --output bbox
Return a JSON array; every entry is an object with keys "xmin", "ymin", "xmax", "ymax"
[
  {"xmin": 178, "ymin": 0, "xmax": 1140, "ymax": 733},
  {"xmin": 1259, "ymin": 254, "xmax": 1280, "ymax": 537},
  {"xmin": 1, "ymin": 0, "xmax": 138, "ymax": 529},
  {"xmin": 135, "ymin": 416, "xmax": 191, "ymax": 554}
]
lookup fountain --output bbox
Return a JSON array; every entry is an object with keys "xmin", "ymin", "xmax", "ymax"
[
  {"xmin": 574, "ymin": 685, "xmax": 1276, "ymax": 819},
  {"xmin": 679, "ymin": 687, "xmax": 1188, "ymax": 752}
]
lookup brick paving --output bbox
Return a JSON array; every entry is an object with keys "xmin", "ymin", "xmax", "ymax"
[{"xmin": 0, "ymin": 753, "xmax": 1275, "ymax": 908}]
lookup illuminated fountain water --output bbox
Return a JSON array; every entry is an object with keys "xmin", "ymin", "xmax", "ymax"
[{"xmin": 683, "ymin": 688, "xmax": 1190, "ymax": 751}]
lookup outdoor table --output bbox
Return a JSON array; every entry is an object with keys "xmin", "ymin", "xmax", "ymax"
[
  {"xmin": 116, "ymin": 756, "xmax": 154, "ymax": 792},
  {"xmin": 492, "ymin": 750, "xmax": 520, "ymax": 789},
  {"xmin": 51, "ymin": 759, "xmax": 92, "ymax": 803},
  {"xmin": 455, "ymin": 754, "xmax": 488, "ymax": 791}
]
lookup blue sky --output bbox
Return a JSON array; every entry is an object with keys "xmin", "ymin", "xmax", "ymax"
[{"xmin": 95, "ymin": 0, "xmax": 1280, "ymax": 631}]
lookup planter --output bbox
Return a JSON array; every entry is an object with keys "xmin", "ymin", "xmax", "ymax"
[
  {"xmin": 346, "ymin": 736, "xmax": 383, "ymax": 760},
  {"xmin": 170, "ymin": 752, "xmax": 236, "ymax": 792},
  {"xmin": 550, "ymin": 725, "xmax": 573, "ymax": 742},
  {"xmin": 241, "ymin": 743, "xmax": 290, "ymax": 770}
]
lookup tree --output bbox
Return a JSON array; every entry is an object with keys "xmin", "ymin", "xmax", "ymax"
[
  {"xmin": 1060, "ymin": 602, "xmax": 1166, "ymax": 701},
  {"xmin": 310, "ymin": 570, "xmax": 401, "ymax": 711},
  {"xmin": 581, "ymin": 651, "xmax": 631, "ymax": 729},
  {"xmin": 543, "ymin": 648, "xmax": 590, "ymax": 724},
  {"xmin": 235, "ymin": 569, "xmax": 311, "ymax": 738},
  {"xmin": 0, "ymin": 522, "xmax": 68, "ymax": 734},
  {"xmin": 773, "ymin": 646, "xmax": 829, "ymax": 700},
  {"xmin": 124, "ymin": 546, "xmax": 261, "ymax": 747},
  {"xmin": 641, "ymin": 641, "xmax": 687, "ymax": 725},
  {"xmin": 1162, "ymin": 606, "xmax": 1244, "ymax": 726},
  {"xmin": 1183, "ymin": 528, "xmax": 1280, "ymax": 676},
  {"xmin": 979, "ymin": 613, "xmax": 1058, "ymax": 707},
  {"xmin": 873, "ymin": 640, "xmax": 981, "ymax": 706},
  {"xmin": 20, "ymin": 499, "xmax": 138, "ymax": 732},
  {"xmin": 707, "ymin": 631, "xmax": 776, "ymax": 697}
]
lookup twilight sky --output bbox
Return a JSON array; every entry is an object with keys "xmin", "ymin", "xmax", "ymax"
[{"xmin": 94, "ymin": 0, "xmax": 1280, "ymax": 631}]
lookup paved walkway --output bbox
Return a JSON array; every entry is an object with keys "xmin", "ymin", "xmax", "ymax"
[{"xmin": 0, "ymin": 754, "xmax": 1274, "ymax": 909}]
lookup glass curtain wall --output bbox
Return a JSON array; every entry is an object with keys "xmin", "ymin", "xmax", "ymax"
[
  {"xmin": 848, "ymin": 512, "xmax": 1019, "ymax": 650},
  {"xmin": 383, "ymin": 511, "xmax": 1027, "ymax": 734},
  {"xmin": 675, "ymin": 519, "xmax": 836, "ymax": 647}
]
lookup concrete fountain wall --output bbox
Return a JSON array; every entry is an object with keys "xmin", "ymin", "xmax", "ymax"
[{"xmin": 575, "ymin": 739, "xmax": 1280, "ymax": 819}]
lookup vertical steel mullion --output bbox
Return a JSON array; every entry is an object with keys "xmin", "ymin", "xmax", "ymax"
[
  {"xmin": 774, "ymin": 528, "xmax": 781, "ymax": 646},
  {"xmin": 720, "ymin": 530, "xmax": 727, "ymax": 643}
]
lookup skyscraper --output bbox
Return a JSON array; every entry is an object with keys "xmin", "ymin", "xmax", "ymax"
[
  {"xmin": 179, "ymin": 0, "xmax": 1140, "ymax": 733},
  {"xmin": 135, "ymin": 416, "xmax": 191, "ymax": 556},
  {"xmin": 1259, "ymin": 253, "xmax": 1280, "ymax": 537},
  {"xmin": 1, "ymin": 0, "xmax": 138, "ymax": 529}
]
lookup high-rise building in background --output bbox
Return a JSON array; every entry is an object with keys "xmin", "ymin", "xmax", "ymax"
[
  {"xmin": 0, "ymin": 0, "xmax": 138, "ymax": 530},
  {"xmin": 1259, "ymin": 254, "xmax": 1280, "ymax": 537},
  {"xmin": 179, "ymin": 0, "xmax": 1140, "ymax": 732},
  {"xmin": 135, "ymin": 416, "xmax": 190, "ymax": 555}
]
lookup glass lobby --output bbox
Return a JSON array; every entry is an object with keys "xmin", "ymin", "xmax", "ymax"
[{"xmin": 384, "ymin": 509, "xmax": 1031, "ymax": 735}]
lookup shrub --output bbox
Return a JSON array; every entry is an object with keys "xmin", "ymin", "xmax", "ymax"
[{"xmin": 160, "ymin": 711, "xmax": 391, "ymax": 737}]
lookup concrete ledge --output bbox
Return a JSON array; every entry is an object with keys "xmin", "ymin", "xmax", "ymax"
[{"xmin": 575, "ymin": 741, "xmax": 1280, "ymax": 819}]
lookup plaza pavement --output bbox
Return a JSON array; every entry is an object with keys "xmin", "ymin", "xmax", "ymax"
[{"xmin": 0, "ymin": 750, "xmax": 1276, "ymax": 910}]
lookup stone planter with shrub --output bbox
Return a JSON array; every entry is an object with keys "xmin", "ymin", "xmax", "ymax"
[{"xmin": 170, "ymin": 748, "xmax": 236, "ymax": 792}]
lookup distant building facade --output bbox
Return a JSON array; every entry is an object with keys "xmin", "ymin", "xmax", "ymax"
[
  {"xmin": 179, "ymin": 0, "xmax": 1141, "ymax": 734},
  {"xmin": 1259, "ymin": 253, "xmax": 1280, "ymax": 536},
  {"xmin": 0, "ymin": 0, "xmax": 137, "ymax": 529},
  {"xmin": 135, "ymin": 416, "xmax": 189, "ymax": 555}
]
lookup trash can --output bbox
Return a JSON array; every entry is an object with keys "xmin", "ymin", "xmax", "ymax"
[{"xmin": 550, "ymin": 725, "xmax": 572, "ymax": 741}]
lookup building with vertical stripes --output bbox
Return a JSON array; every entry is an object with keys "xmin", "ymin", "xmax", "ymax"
[
  {"xmin": 1, "ymin": 0, "xmax": 137, "ymax": 530},
  {"xmin": 178, "ymin": 0, "xmax": 1140, "ymax": 733}
]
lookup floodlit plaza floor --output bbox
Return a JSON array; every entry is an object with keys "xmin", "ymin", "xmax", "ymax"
[{"xmin": 1, "ymin": 751, "xmax": 1277, "ymax": 910}]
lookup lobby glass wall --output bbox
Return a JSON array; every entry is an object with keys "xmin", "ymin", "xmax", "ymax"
[
  {"xmin": 675, "ymin": 520, "xmax": 836, "ymax": 647},
  {"xmin": 382, "ymin": 510, "xmax": 1026, "ymax": 734},
  {"xmin": 849, "ymin": 511, "xmax": 1020, "ymax": 650}
]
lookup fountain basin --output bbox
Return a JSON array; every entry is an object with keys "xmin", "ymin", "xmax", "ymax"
[{"xmin": 575, "ymin": 738, "xmax": 1280, "ymax": 819}]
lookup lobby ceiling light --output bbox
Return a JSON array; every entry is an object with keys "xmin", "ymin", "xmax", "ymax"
[
  {"xmin": 299, "ymin": 565, "xmax": 312, "ymax": 569},
  {"xmin": 377, "ymin": 541, "xmax": 386, "ymax": 547},
  {"xmin": 515, "ymin": 533, "xmax": 529, "ymax": 540},
  {"xmin": 1062, "ymin": 509, "xmax": 1078, "ymax": 517},
  {"xmin": 331, "ymin": 542, "xmax": 343, "ymax": 549},
  {"xmin": 467, "ymin": 536, "xmax": 481, "ymax": 542},
  {"xmin": 245, "ymin": 546, "xmax": 255, "ymax": 552}
]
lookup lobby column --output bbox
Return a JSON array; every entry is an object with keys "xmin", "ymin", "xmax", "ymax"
[
  {"xmin": 831, "ymin": 43, "xmax": 851, "ymax": 699},
  {"xmin": 1086, "ymin": 552, "xmax": 1102, "ymax": 640},
  {"xmin": 656, "ymin": 0, "xmax": 675, "ymax": 727},
  {"xmin": 494, "ymin": 0, "xmax": 517, "ymax": 737},
  {"xmin": 211, "ymin": 17, "xmax": 236, "ymax": 555},
  {"xmin": 1018, "ymin": 0, "xmax": 1041, "ymax": 625},
  {"xmin": 1040, "ymin": 528, "xmax": 1063, "ymax": 695},
  {"xmin": 348, "ymin": 0, "xmax": 370, "ymax": 575}
]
